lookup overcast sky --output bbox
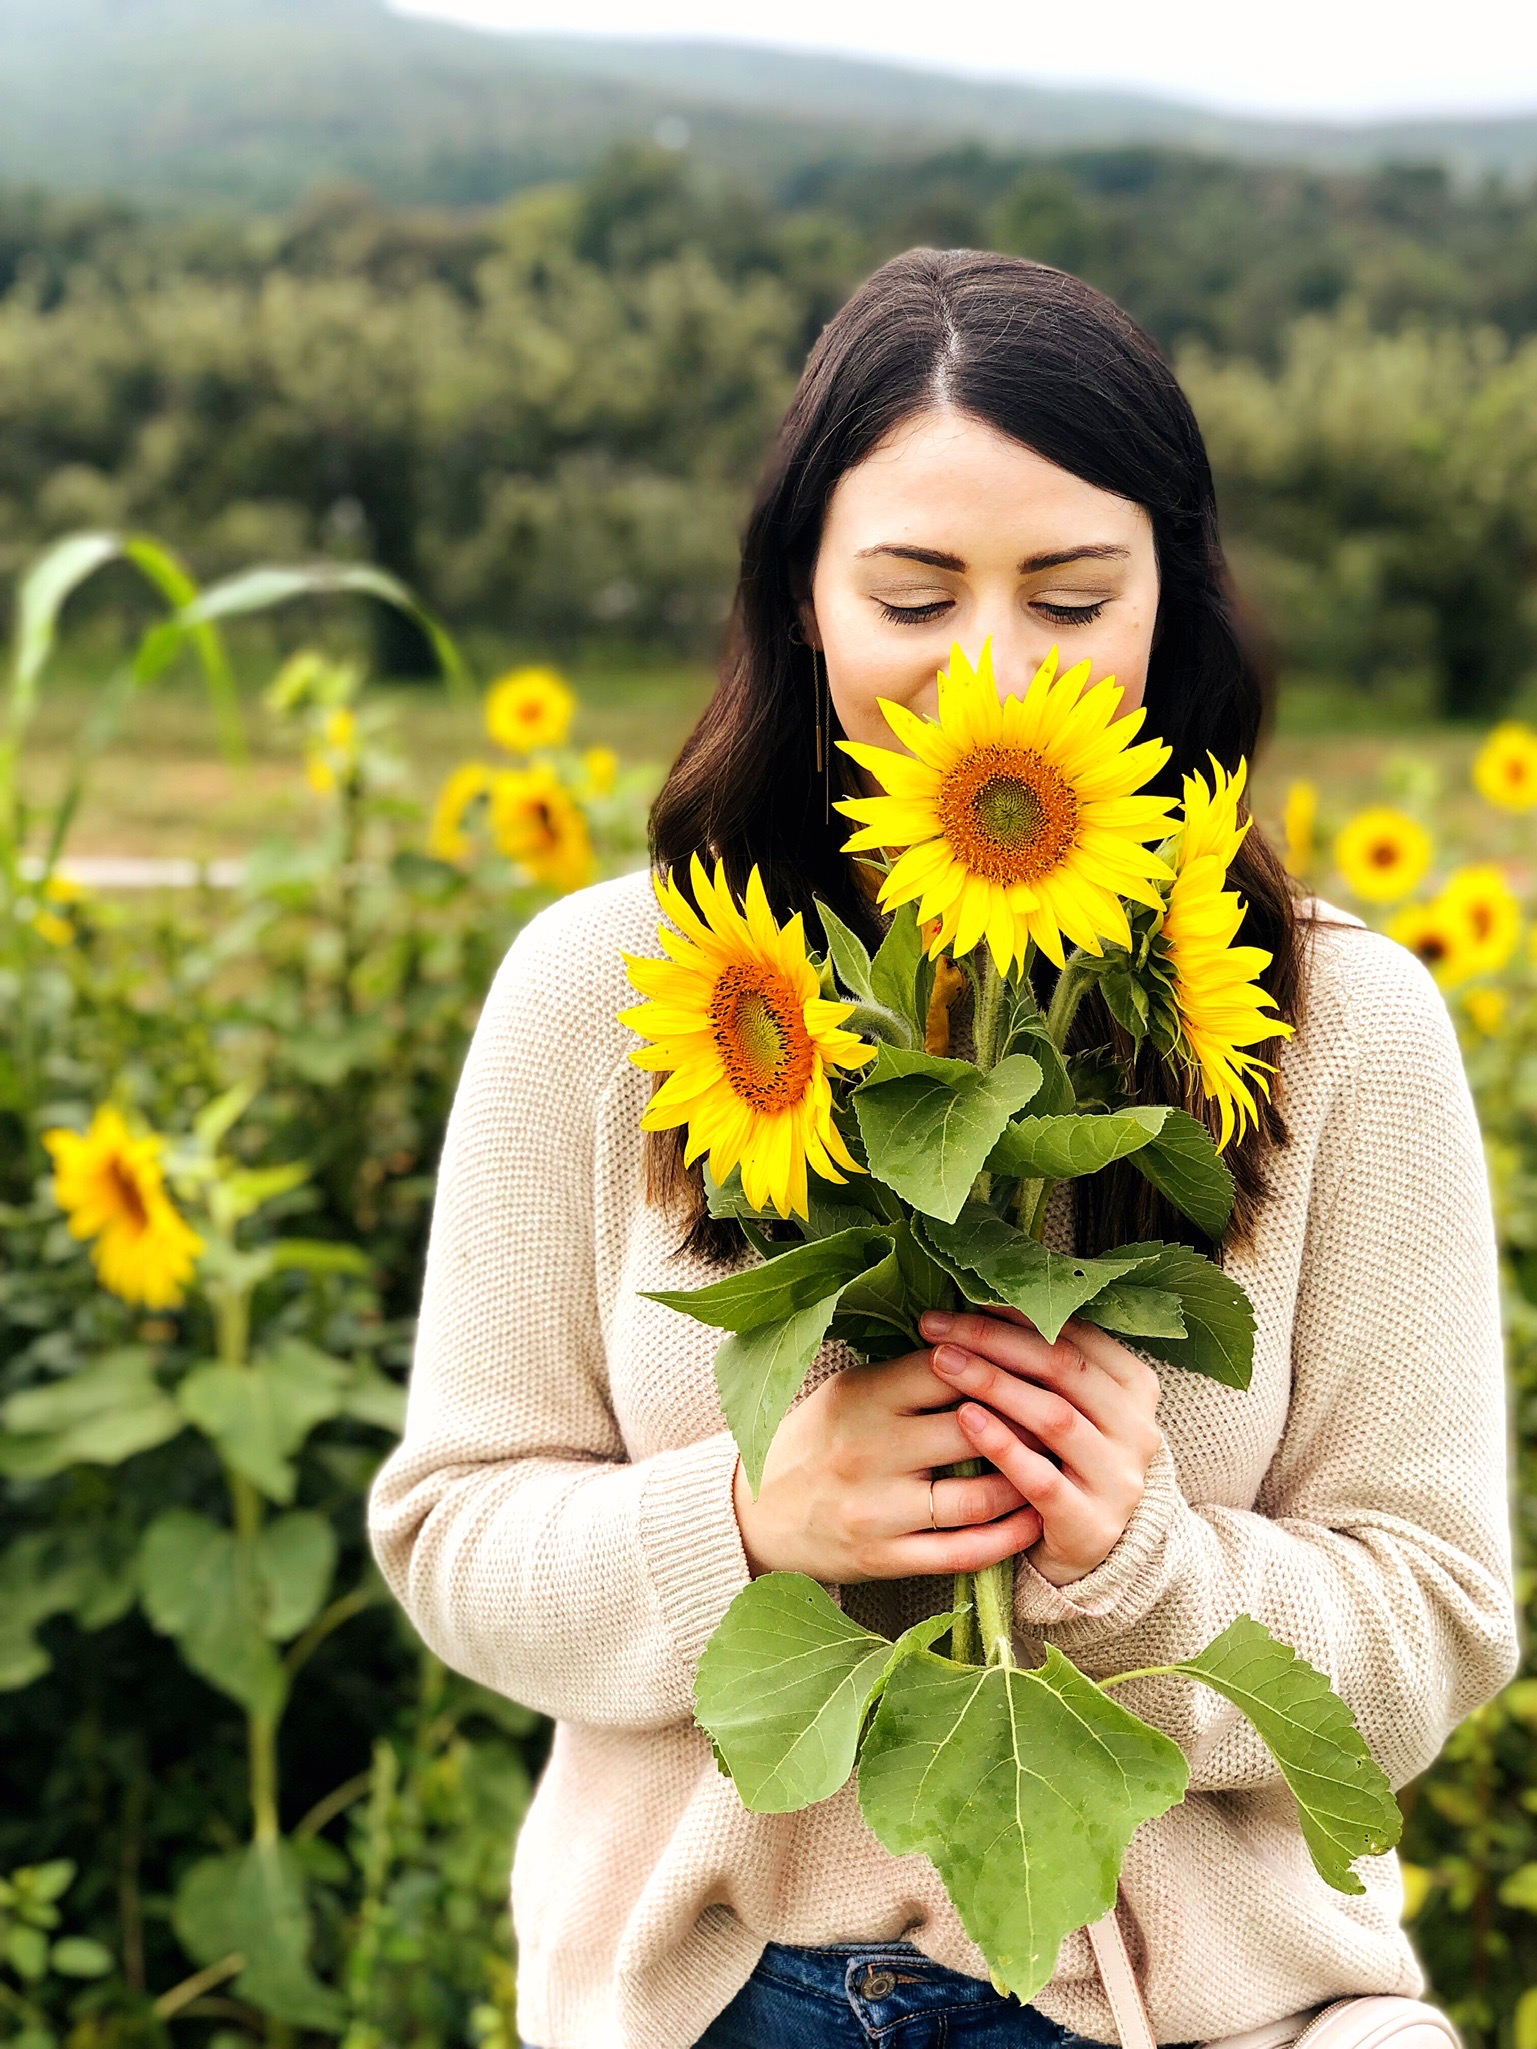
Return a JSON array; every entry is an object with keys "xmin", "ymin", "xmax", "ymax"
[{"xmin": 395, "ymin": 0, "xmax": 1537, "ymax": 123}]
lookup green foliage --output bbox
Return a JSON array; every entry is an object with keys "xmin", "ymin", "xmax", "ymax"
[
  {"xmin": 858, "ymin": 1646, "xmax": 1189, "ymax": 2002},
  {"xmin": 1163, "ymin": 1616, "xmax": 1404, "ymax": 1893},
  {"xmin": 853, "ymin": 1048, "xmax": 1044, "ymax": 1222},
  {"xmin": 0, "ymin": 541, "xmax": 643, "ymax": 2044},
  {"xmin": 3, "ymin": 140, "xmax": 1537, "ymax": 718}
]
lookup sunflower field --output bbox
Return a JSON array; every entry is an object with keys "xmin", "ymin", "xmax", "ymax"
[{"xmin": 3, "ymin": 527, "xmax": 1537, "ymax": 2049}]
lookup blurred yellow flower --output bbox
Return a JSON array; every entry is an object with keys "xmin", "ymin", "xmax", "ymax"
[
  {"xmin": 1473, "ymin": 721, "xmax": 1537, "ymax": 812},
  {"xmin": 1388, "ymin": 901, "xmax": 1476, "ymax": 989},
  {"xmin": 1464, "ymin": 988, "xmax": 1509, "ymax": 1036},
  {"xmin": 305, "ymin": 706, "xmax": 359, "ymax": 795},
  {"xmin": 429, "ymin": 762, "xmax": 494, "ymax": 863},
  {"xmin": 491, "ymin": 764, "xmax": 594, "ymax": 891},
  {"xmin": 1441, "ymin": 864, "xmax": 1522, "ymax": 978},
  {"xmin": 1281, "ymin": 778, "xmax": 1319, "ymax": 877},
  {"xmin": 32, "ymin": 910, "xmax": 74, "ymax": 947},
  {"xmin": 42, "ymin": 1106, "xmax": 203, "ymax": 1310},
  {"xmin": 581, "ymin": 745, "xmax": 620, "ymax": 797},
  {"xmin": 1334, "ymin": 807, "xmax": 1432, "ymax": 903},
  {"xmin": 486, "ymin": 667, "xmax": 576, "ymax": 754},
  {"xmin": 1398, "ymin": 1863, "xmax": 1433, "ymax": 1922}
]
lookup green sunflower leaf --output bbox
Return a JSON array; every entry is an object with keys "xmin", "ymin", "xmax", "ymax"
[
  {"xmin": 858, "ymin": 1646, "xmax": 1189, "ymax": 2002},
  {"xmin": 695, "ymin": 1572, "xmax": 958, "ymax": 1812},
  {"xmin": 988, "ymin": 1106, "xmax": 1168, "ymax": 1180},
  {"xmin": 715, "ymin": 1293, "xmax": 847, "ymax": 1494},
  {"xmin": 1092, "ymin": 1241, "xmax": 1255, "ymax": 1388},
  {"xmin": 1075, "ymin": 1283, "xmax": 1187, "ymax": 1340},
  {"xmin": 918, "ymin": 1205, "xmax": 1161, "ymax": 1343},
  {"xmin": 854, "ymin": 1048, "xmax": 1043, "ymax": 1223},
  {"xmin": 1130, "ymin": 1109, "xmax": 1236, "ymax": 1241},
  {"xmin": 1168, "ymin": 1615, "xmax": 1401, "ymax": 1892},
  {"xmin": 645, "ymin": 1227, "xmax": 894, "ymax": 1332}
]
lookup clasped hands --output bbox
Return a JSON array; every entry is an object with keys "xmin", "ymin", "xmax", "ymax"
[{"xmin": 732, "ymin": 1306, "xmax": 1163, "ymax": 1590}]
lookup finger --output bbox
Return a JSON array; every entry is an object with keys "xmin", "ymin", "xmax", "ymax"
[
  {"xmin": 955, "ymin": 1401, "xmax": 1128, "ymax": 1562},
  {"xmin": 871, "ymin": 1505, "xmax": 1045, "ymax": 1580},
  {"xmin": 923, "ymin": 1309, "xmax": 1159, "ymax": 1427},
  {"xmin": 894, "ymin": 1409, "xmax": 984, "ymax": 1472},
  {"xmin": 855, "ymin": 1348, "xmax": 975, "ymax": 1415},
  {"xmin": 933, "ymin": 1350, "xmax": 1127, "ymax": 1488},
  {"xmin": 924, "ymin": 1469, "xmax": 1029, "ymax": 1530}
]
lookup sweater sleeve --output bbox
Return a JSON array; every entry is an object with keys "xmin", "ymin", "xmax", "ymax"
[
  {"xmin": 1013, "ymin": 941, "xmax": 1519, "ymax": 1794},
  {"xmin": 368, "ymin": 889, "xmax": 750, "ymax": 1730}
]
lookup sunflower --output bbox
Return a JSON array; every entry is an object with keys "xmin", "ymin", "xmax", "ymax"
[
  {"xmin": 1463, "ymin": 987, "xmax": 1509, "ymax": 1037},
  {"xmin": 490, "ymin": 765, "xmax": 594, "ymax": 891},
  {"xmin": 1473, "ymin": 721, "xmax": 1537, "ymax": 812},
  {"xmin": 836, "ymin": 640, "xmax": 1177, "ymax": 974},
  {"xmin": 428, "ymin": 762, "xmax": 494, "ymax": 863},
  {"xmin": 1387, "ymin": 901, "xmax": 1477, "ymax": 990},
  {"xmin": 1333, "ymin": 807, "xmax": 1433, "ymax": 904},
  {"xmin": 485, "ymin": 667, "xmax": 576, "ymax": 754},
  {"xmin": 1440, "ymin": 864, "xmax": 1522, "ymax": 977},
  {"xmin": 1282, "ymin": 778, "xmax": 1319, "ymax": 878},
  {"xmin": 581, "ymin": 745, "xmax": 620, "ymax": 797},
  {"xmin": 42, "ymin": 1106, "xmax": 203, "ymax": 1310},
  {"xmin": 620, "ymin": 856, "xmax": 875, "ymax": 1219},
  {"xmin": 304, "ymin": 706, "xmax": 359, "ymax": 796},
  {"xmin": 1158, "ymin": 757, "xmax": 1293, "ymax": 1150}
]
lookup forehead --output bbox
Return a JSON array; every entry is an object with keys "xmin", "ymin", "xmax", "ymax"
[{"xmin": 822, "ymin": 407, "xmax": 1152, "ymax": 558}]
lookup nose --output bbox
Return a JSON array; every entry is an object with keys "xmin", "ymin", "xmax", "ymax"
[{"xmin": 954, "ymin": 614, "xmax": 1055, "ymax": 698}]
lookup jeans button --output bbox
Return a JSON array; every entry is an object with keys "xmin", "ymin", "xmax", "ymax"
[{"xmin": 861, "ymin": 1968, "xmax": 896, "ymax": 1999}]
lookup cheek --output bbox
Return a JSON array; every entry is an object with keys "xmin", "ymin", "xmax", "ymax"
[{"xmin": 815, "ymin": 590, "xmax": 945, "ymax": 749}]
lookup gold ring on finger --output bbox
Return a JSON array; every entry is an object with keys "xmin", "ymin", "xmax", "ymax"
[{"xmin": 928, "ymin": 1477, "xmax": 938, "ymax": 1530}]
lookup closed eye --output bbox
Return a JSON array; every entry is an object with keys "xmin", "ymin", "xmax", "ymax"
[
  {"xmin": 876, "ymin": 598, "xmax": 953, "ymax": 625},
  {"xmin": 1035, "ymin": 600, "xmax": 1107, "ymax": 626}
]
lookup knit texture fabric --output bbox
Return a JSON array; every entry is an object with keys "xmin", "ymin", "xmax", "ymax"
[{"xmin": 369, "ymin": 870, "xmax": 1518, "ymax": 2049}]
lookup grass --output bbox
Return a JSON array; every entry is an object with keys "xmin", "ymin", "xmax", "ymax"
[
  {"xmin": 12, "ymin": 635, "xmax": 1497, "ymax": 873},
  {"xmin": 18, "ymin": 655, "xmax": 717, "ymax": 860}
]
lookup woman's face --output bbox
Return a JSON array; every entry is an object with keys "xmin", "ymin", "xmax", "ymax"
[{"xmin": 806, "ymin": 407, "xmax": 1160, "ymax": 761}]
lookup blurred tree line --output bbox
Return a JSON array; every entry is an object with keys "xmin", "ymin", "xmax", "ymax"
[{"xmin": 3, "ymin": 141, "xmax": 1537, "ymax": 713}]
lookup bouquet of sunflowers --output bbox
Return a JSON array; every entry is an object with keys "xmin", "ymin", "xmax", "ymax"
[{"xmin": 621, "ymin": 644, "xmax": 1400, "ymax": 2000}]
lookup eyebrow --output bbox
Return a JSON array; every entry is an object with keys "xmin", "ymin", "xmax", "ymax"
[{"xmin": 855, "ymin": 543, "xmax": 1132, "ymax": 573}]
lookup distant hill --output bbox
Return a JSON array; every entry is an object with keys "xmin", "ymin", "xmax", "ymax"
[{"xmin": 3, "ymin": 0, "xmax": 1535, "ymax": 210}]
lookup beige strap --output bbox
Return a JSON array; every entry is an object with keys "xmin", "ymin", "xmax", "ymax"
[{"xmin": 1086, "ymin": 1900, "xmax": 1157, "ymax": 2049}]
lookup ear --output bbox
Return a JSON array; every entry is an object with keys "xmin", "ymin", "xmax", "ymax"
[{"xmin": 787, "ymin": 572, "xmax": 823, "ymax": 652}]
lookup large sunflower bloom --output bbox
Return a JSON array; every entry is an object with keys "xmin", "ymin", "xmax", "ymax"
[
  {"xmin": 836, "ymin": 641, "xmax": 1177, "ymax": 973},
  {"xmin": 1161, "ymin": 757, "xmax": 1293, "ymax": 1150},
  {"xmin": 491, "ymin": 765, "xmax": 595, "ymax": 892},
  {"xmin": 620, "ymin": 856, "xmax": 875, "ymax": 1219},
  {"xmin": 1333, "ymin": 806, "xmax": 1432, "ymax": 903},
  {"xmin": 42, "ymin": 1106, "xmax": 203, "ymax": 1310}
]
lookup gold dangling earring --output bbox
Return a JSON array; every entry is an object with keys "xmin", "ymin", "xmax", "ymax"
[{"xmin": 814, "ymin": 646, "xmax": 832, "ymax": 825}]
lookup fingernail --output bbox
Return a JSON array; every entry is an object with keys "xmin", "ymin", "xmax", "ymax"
[
  {"xmin": 958, "ymin": 1402, "xmax": 989, "ymax": 1430},
  {"xmin": 932, "ymin": 1345, "xmax": 967, "ymax": 1376},
  {"xmin": 921, "ymin": 1311, "xmax": 953, "ymax": 1336}
]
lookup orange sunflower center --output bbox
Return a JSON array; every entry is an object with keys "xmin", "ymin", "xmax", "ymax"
[
  {"xmin": 936, "ymin": 745, "xmax": 1079, "ymax": 885},
  {"xmin": 1368, "ymin": 838, "xmax": 1403, "ymax": 869},
  {"xmin": 1468, "ymin": 901, "xmax": 1494, "ymax": 939},
  {"xmin": 105, "ymin": 1157, "xmax": 151, "ymax": 1232},
  {"xmin": 710, "ymin": 964, "xmax": 815, "ymax": 1111}
]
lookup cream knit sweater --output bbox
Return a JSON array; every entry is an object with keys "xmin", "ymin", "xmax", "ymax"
[{"xmin": 370, "ymin": 870, "xmax": 1518, "ymax": 2049}]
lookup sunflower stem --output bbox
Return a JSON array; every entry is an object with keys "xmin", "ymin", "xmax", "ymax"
[
  {"xmin": 1044, "ymin": 952, "xmax": 1093, "ymax": 1049},
  {"xmin": 975, "ymin": 1557, "xmax": 1016, "ymax": 1668},
  {"xmin": 973, "ymin": 955, "xmax": 1008, "ymax": 1072}
]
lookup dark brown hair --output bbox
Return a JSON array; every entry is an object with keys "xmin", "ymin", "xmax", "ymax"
[{"xmin": 649, "ymin": 247, "xmax": 1302, "ymax": 1259}]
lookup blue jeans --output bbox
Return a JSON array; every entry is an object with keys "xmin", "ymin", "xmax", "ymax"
[{"xmin": 694, "ymin": 1940, "xmax": 1101, "ymax": 2047}]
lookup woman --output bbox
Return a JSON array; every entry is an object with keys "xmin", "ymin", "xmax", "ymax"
[{"xmin": 370, "ymin": 251, "xmax": 1517, "ymax": 2049}]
